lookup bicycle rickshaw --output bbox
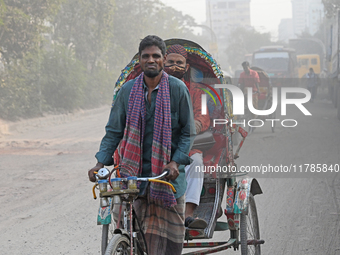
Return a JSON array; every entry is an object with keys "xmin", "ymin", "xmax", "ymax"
[
  {"xmin": 92, "ymin": 39, "xmax": 265, "ymax": 255},
  {"xmin": 252, "ymin": 67, "xmax": 276, "ymax": 133},
  {"xmin": 238, "ymin": 67, "xmax": 275, "ymax": 134}
]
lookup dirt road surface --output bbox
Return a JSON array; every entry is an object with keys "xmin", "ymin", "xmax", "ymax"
[{"xmin": 1, "ymin": 90, "xmax": 340, "ymax": 255}]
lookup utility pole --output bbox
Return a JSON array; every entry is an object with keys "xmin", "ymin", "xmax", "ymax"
[{"xmin": 207, "ymin": 0, "xmax": 218, "ymax": 59}]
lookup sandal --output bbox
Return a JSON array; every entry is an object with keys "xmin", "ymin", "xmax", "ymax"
[{"xmin": 185, "ymin": 216, "xmax": 208, "ymax": 229}]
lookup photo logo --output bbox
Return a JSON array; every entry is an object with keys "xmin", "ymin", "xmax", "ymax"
[
  {"xmin": 201, "ymin": 84, "xmax": 312, "ymax": 128},
  {"xmin": 199, "ymin": 84, "xmax": 222, "ymax": 115}
]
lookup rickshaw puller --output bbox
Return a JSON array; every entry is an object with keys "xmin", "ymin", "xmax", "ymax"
[
  {"xmin": 88, "ymin": 35, "xmax": 195, "ymax": 255},
  {"xmin": 238, "ymin": 61, "xmax": 260, "ymax": 111}
]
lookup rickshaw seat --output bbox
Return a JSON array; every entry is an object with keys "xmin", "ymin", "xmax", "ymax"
[{"xmin": 192, "ymin": 130, "xmax": 216, "ymax": 151}]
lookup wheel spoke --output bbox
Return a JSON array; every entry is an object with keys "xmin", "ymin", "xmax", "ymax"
[
  {"xmin": 247, "ymin": 215, "xmax": 254, "ymax": 237},
  {"xmin": 246, "ymin": 207, "xmax": 254, "ymax": 238}
]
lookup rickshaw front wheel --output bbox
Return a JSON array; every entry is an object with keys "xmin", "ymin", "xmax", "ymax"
[
  {"xmin": 240, "ymin": 194, "xmax": 261, "ymax": 255},
  {"xmin": 104, "ymin": 234, "xmax": 130, "ymax": 255}
]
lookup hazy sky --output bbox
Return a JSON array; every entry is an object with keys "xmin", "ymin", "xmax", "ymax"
[{"xmin": 160, "ymin": 0, "xmax": 292, "ymax": 38}]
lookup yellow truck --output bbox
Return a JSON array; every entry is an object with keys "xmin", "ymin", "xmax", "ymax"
[{"xmin": 297, "ymin": 54, "xmax": 321, "ymax": 78}]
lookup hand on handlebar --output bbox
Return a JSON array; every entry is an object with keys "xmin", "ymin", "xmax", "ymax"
[
  {"xmin": 162, "ymin": 161, "xmax": 179, "ymax": 181},
  {"xmin": 88, "ymin": 162, "xmax": 104, "ymax": 182}
]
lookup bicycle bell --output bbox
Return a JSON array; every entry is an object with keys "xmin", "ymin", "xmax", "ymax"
[{"xmin": 97, "ymin": 168, "xmax": 110, "ymax": 179}]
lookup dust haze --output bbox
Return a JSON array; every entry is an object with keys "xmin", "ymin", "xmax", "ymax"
[{"xmin": 1, "ymin": 0, "xmax": 340, "ymax": 254}]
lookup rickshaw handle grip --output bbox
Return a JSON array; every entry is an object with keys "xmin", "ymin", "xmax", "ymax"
[{"xmin": 92, "ymin": 184, "xmax": 98, "ymax": 199}]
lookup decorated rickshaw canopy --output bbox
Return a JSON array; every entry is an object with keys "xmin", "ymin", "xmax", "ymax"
[{"xmin": 113, "ymin": 38, "xmax": 225, "ymax": 99}]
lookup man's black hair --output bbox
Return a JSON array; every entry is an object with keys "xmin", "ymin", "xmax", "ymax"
[
  {"xmin": 242, "ymin": 61, "xmax": 250, "ymax": 67},
  {"xmin": 139, "ymin": 35, "xmax": 166, "ymax": 56}
]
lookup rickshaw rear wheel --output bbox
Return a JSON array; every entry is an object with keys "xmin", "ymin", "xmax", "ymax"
[{"xmin": 240, "ymin": 194, "xmax": 261, "ymax": 255}]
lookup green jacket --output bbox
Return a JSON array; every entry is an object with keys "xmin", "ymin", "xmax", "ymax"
[{"xmin": 95, "ymin": 74, "xmax": 195, "ymax": 199}]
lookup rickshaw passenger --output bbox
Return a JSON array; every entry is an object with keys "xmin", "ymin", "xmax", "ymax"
[
  {"xmin": 238, "ymin": 61, "xmax": 260, "ymax": 110},
  {"xmin": 88, "ymin": 35, "xmax": 195, "ymax": 255},
  {"xmin": 164, "ymin": 44, "xmax": 210, "ymax": 229}
]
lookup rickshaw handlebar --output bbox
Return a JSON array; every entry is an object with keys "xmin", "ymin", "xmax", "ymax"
[
  {"xmin": 136, "ymin": 169, "xmax": 169, "ymax": 181},
  {"xmin": 93, "ymin": 168, "xmax": 176, "ymax": 194},
  {"xmin": 128, "ymin": 169, "xmax": 176, "ymax": 193}
]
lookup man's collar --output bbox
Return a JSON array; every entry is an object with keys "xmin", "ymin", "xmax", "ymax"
[{"xmin": 143, "ymin": 82, "xmax": 159, "ymax": 91}]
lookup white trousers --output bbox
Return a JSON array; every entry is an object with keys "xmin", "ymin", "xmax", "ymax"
[{"xmin": 184, "ymin": 153, "xmax": 204, "ymax": 205}]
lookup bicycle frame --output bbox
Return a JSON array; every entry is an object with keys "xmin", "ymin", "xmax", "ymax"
[
  {"xmin": 94, "ymin": 170, "xmax": 173, "ymax": 255},
  {"xmin": 112, "ymin": 191, "xmax": 147, "ymax": 255},
  {"xmin": 94, "ymin": 159, "xmax": 265, "ymax": 255}
]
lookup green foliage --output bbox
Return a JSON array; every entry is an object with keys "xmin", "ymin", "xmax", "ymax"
[
  {"xmin": 109, "ymin": 0, "xmax": 198, "ymax": 67},
  {"xmin": 52, "ymin": 0, "xmax": 115, "ymax": 72},
  {"xmin": 322, "ymin": 0, "xmax": 340, "ymax": 17},
  {"xmin": 40, "ymin": 44, "xmax": 87, "ymax": 111},
  {"xmin": 0, "ymin": 0, "xmax": 62, "ymax": 64},
  {"xmin": 0, "ymin": 0, "xmax": 203, "ymax": 120},
  {"xmin": 0, "ymin": 0, "xmax": 6, "ymax": 25},
  {"xmin": 226, "ymin": 27, "xmax": 273, "ymax": 70},
  {"xmin": 0, "ymin": 46, "xmax": 87, "ymax": 119},
  {"xmin": 0, "ymin": 50, "xmax": 42, "ymax": 120},
  {"xmin": 84, "ymin": 67, "xmax": 117, "ymax": 108}
]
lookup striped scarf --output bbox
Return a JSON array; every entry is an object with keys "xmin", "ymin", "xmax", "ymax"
[{"xmin": 119, "ymin": 71, "xmax": 176, "ymax": 207}]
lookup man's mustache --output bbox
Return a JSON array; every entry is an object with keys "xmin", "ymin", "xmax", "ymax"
[{"xmin": 145, "ymin": 64, "xmax": 157, "ymax": 68}]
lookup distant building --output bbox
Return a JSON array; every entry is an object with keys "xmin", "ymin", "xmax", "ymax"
[
  {"xmin": 308, "ymin": 2, "xmax": 324, "ymax": 35},
  {"xmin": 205, "ymin": 0, "xmax": 251, "ymax": 41},
  {"xmin": 278, "ymin": 19, "xmax": 294, "ymax": 42},
  {"xmin": 291, "ymin": 0, "xmax": 324, "ymax": 37}
]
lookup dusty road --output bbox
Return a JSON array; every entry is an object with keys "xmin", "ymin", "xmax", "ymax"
[{"xmin": 1, "ymin": 90, "xmax": 340, "ymax": 255}]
